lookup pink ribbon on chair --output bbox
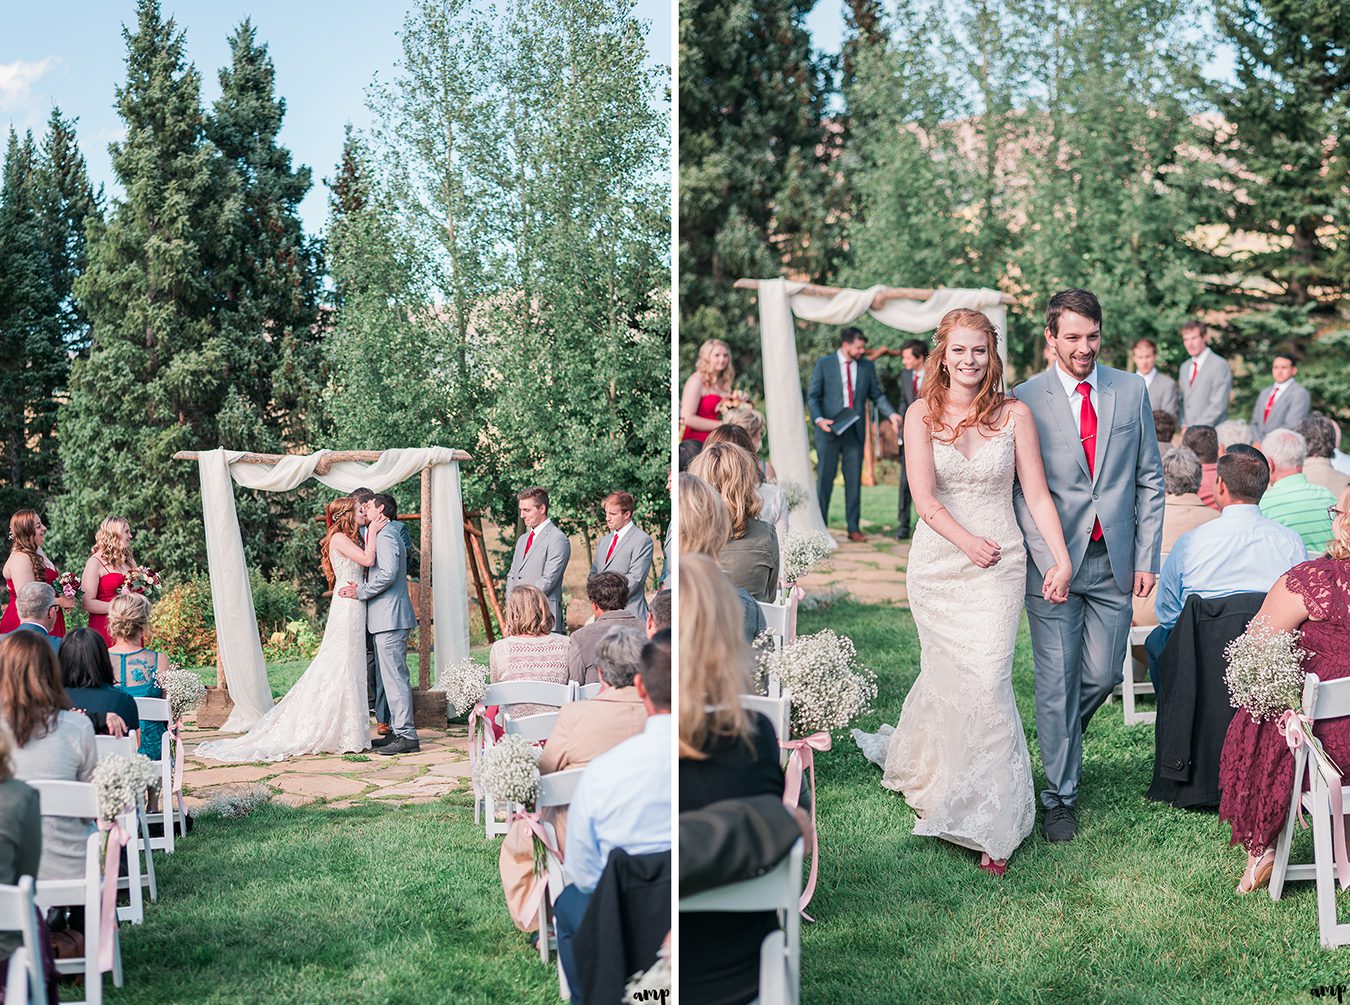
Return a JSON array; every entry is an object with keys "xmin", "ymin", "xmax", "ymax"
[
  {"xmin": 96, "ymin": 817, "xmax": 129, "ymax": 972},
  {"xmin": 168, "ymin": 718, "xmax": 185, "ymax": 804},
  {"xmin": 1279, "ymin": 709, "xmax": 1350, "ymax": 890},
  {"xmin": 781, "ymin": 732, "xmax": 831, "ymax": 919},
  {"xmin": 468, "ymin": 704, "xmax": 487, "ymax": 793},
  {"xmin": 509, "ymin": 810, "xmax": 564, "ymax": 922}
]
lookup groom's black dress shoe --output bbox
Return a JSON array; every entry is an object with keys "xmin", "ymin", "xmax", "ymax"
[
  {"xmin": 377, "ymin": 736, "xmax": 421, "ymax": 756},
  {"xmin": 1043, "ymin": 805, "xmax": 1077, "ymax": 842},
  {"xmin": 370, "ymin": 733, "xmax": 399, "ymax": 748}
]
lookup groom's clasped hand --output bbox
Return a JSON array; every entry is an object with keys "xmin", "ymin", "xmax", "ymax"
[{"xmin": 337, "ymin": 508, "xmax": 389, "ymax": 598}]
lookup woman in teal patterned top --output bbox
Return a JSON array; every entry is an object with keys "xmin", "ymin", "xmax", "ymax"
[{"xmin": 106, "ymin": 592, "xmax": 169, "ymax": 761}]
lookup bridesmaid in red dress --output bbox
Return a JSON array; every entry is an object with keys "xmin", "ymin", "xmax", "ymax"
[
  {"xmin": 1, "ymin": 510, "xmax": 76, "ymax": 635},
  {"xmin": 1218, "ymin": 486, "xmax": 1350, "ymax": 894},
  {"xmin": 680, "ymin": 338, "xmax": 736, "ymax": 443},
  {"xmin": 80, "ymin": 516, "xmax": 136, "ymax": 647}
]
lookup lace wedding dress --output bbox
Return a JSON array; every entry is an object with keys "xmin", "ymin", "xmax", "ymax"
[
  {"xmin": 853, "ymin": 416, "xmax": 1035, "ymax": 861},
  {"xmin": 196, "ymin": 552, "xmax": 370, "ymax": 762}
]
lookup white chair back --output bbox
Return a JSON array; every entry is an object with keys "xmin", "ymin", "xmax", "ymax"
[
  {"xmin": 134, "ymin": 696, "xmax": 172, "ymax": 723},
  {"xmin": 537, "ymin": 767, "xmax": 585, "ymax": 809},
  {"xmin": 0, "ymin": 876, "xmax": 46, "ymax": 1005},
  {"xmin": 92, "ymin": 735, "xmax": 158, "ymax": 922},
  {"xmin": 95, "ymin": 735, "xmax": 137, "ymax": 759},
  {"xmin": 758, "ymin": 599, "xmax": 790, "ymax": 646},
  {"xmin": 484, "ymin": 681, "xmax": 573, "ymax": 708},
  {"xmin": 133, "ymin": 695, "xmax": 187, "ymax": 854},
  {"xmin": 1310, "ymin": 673, "xmax": 1350, "ymax": 720},
  {"xmin": 29, "ymin": 778, "xmax": 98, "ymax": 819},
  {"xmin": 575, "ymin": 682, "xmax": 603, "ymax": 700},
  {"xmin": 503, "ymin": 711, "xmax": 559, "ymax": 743}
]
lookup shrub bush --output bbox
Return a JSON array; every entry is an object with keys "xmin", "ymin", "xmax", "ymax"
[{"xmin": 150, "ymin": 572, "xmax": 316, "ymax": 668}]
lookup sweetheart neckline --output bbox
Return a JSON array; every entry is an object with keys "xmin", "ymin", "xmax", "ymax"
[{"xmin": 934, "ymin": 420, "xmax": 1015, "ymax": 462}]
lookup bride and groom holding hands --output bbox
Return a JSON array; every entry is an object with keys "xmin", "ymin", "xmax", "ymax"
[
  {"xmin": 198, "ymin": 493, "xmax": 419, "ymax": 762},
  {"xmin": 855, "ymin": 288, "xmax": 1165, "ymax": 874}
]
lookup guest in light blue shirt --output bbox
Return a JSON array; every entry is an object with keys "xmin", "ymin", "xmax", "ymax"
[
  {"xmin": 1146, "ymin": 447, "xmax": 1306, "ymax": 684},
  {"xmin": 556, "ymin": 631, "xmax": 671, "ymax": 1002}
]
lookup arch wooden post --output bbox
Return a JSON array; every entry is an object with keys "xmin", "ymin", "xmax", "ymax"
[{"xmin": 412, "ymin": 465, "xmax": 448, "ymax": 727}]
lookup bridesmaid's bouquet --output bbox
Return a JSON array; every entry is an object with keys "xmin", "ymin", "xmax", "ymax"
[
  {"xmin": 714, "ymin": 389, "xmax": 752, "ymax": 415},
  {"xmin": 155, "ymin": 664, "xmax": 207, "ymax": 722},
  {"xmin": 1223, "ymin": 618, "xmax": 1310, "ymax": 723},
  {"xmin": 55, "ymin": 571, "xmax": 82, "ymax": 599},
  {"xmin": 756, "ymin": 629, "xmax": 878, "ymax": 737},
  {"xmin": 436, "ymin": 658, "xmax": 489, "ymax": 717},
  {"xmin": 92, "ymin": 753, "xmax": 161, "ymax": 822},
  {"xmin": 121, "ymin": 565, "xmax": 162, "ymax": 597}
]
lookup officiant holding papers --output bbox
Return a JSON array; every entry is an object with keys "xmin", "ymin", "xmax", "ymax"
[{"xmin": 808, "ymin": 327, "xmax": 902, "ymax": 542}]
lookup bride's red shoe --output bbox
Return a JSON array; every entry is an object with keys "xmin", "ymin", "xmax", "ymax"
[{"xmin": 978, "ymin": 854, "xmax": 1007, "ymax": 877}]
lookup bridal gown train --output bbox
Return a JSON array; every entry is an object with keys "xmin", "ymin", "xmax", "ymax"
[
  {"xmin": 196, "ymin": 552, "xmax": 370, "ymax": 762},
  {"xmin": 853, "ymin": 416, "xmax": 1035, "ymax": 861}
]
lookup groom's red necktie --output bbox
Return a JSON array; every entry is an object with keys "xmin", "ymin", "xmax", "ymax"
[
  {"xmin": 846, "ymin": 360, "xmax": 854, "ymax": 408},
  {"xmin": 1077, "ymin": 381, "xmax": 1103, "ymax": 542}
]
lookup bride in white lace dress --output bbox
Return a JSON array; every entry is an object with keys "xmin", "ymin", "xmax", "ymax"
[
  {"xmin": 854, "ymin": 309, "xmax": 1072, "ymax": 874},
  {"xmin": 197, "ymin": 498, "xmax": 387, "ymax": 763}
]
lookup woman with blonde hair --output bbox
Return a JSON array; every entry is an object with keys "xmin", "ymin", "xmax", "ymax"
[
  {"xmin": 105, "ymin": 593, "xmax": 168, "ymax": 759},
  {"xmin": 2, "ymin": 509, "xmax": 75, "ymax": 636},
  {"xmin": 679, "ymin": 473, "xmax": 765, "ymax": 642},
  {"xmin": 678, "ymin": 553, "xmax": 786, "ymax": 1004},
  {"xmin": 488, "ymin": 584, "xmax": 569, "ymax": 718},
  {"xmin": 81, "ymin": 515, "xmax": 136, "ymax": 646},
  {"xmin": 197, "ymin": 497, "xmax": 386, "ymax": 762},
  {"xmin": 680, "ymin": 338, "xmax": 737, "ymax": 443},
  {"xmin": 689, "ymin": 442, "xmax": 780, "ymax": 601},
  {"xmin": 720, "ymin": 406, "xmax": 777, "ymax": 481},
  {"xmin": 705, "ymin": 423, "xmax": 789, "ymax": 551}
]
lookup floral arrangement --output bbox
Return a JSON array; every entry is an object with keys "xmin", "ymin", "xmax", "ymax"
[
  {"xmin": 55, "ymin": 571, "xmax": 82, "ymax": 599},
  {"xmin": 437, "ymin": 658, "xmax": 489, "ymax": 717},
  {"xmin": 778, "ymin": 480, "xmax": 812, "ymax": 512},
  {"xmin": 714, "ymin": 389, "xmax": 752, "ymax": 415},
  {"xmin": 781, "ymin": 529, "xmax": 834, "ymax": 587},
  {"xmin": 1223, "ymin": 618, "xmax": 1311, "ymax": 723},
  {"xmin": 196, "ymin": 784, "xmax": 272, "ymax": 819},
  {"xmin": 155, "ymin": 664, "xmax": 207, "ymax": 722},
  {"xmin": 121, "ymin": 565, "xmax": 162, "ymax": 597},
  {"xmin": 92, "ymin": 753, "xmax": 160, "ymax": 822},
  {"xmin": 262, "ymin": 619, "xmax": 323, "ymax": 661},
  {"xmin": 477, "ymin": 733, "xmax": 541, "ymax": 807},
  {"xmin": 756, "ymin": 629, "xmax": 878, "ymax": 737}
]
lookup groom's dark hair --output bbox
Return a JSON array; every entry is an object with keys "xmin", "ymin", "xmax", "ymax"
[
  {"xmin": 349, "ymin": 487, "xmax": 374, "ymax": 505},
  {"xmin": 1045, "ymin": 289, "xmax": 1102, "ymax": 336},
  {"xmin": 1217, "ymin": 445, "xmax": 1270, "ymax": 504},
  {"xmin": 372, "ymin": 493, "xmax": 398, "ymax": 519}
]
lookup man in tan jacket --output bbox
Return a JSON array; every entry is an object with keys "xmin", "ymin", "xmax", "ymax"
[
  {"xmin": 541, "ymin": 626, "xmax": 649, "ymax": 774},
  {"xmin": 1132, "ymin": 447, "xmax": 1219, "ymax": 628}
]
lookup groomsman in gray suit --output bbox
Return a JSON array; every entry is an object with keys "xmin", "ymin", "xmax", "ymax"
[
  {"xmin": 1249, "ymin": 353, "xmax": 1311, "ymax": 443},
  {"xmin": 1178, "ymin": 320, "xmax": 1232, "ymax": 427},
  {"xmin": 590, "ymin": 491, "xmax": 654, "ymax": 619},
  {"xmin": 1131, "ymin": 338, "xmax": 1178, "ymax": 418},
  {"xmin": 1013, "ymin": 289, "xmax": 1165, "ymax": 843},
  {"xmin": 506, "ymin": 486, "xmax": 572, "ymax": 634}
]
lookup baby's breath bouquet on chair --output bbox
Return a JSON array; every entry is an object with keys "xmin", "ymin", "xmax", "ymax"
[
  {"xmin": 757, "ymin": 629, "xmax": 878, "ymax": 738},
  {"xmin": 93, "ymin": 753, "xmax": 161, "ymax": 821},
  {"xmin": 477, "ymin": 734, "xmax": 551, "ymax": 867},
  {"xmin": 437, "ymin": 658, "xmax": 488, "ymax": 718},
  {"xmin": 155, "ymin": 664, "xmax": 207, "ymax": 723},
  {"xmin": 780, "ymin": 529, "xmax": 834, "ymax": 601}
]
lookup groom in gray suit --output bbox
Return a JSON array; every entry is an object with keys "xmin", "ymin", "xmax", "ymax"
[
  {"xmin": 1013, "ymin": 289, "xmax": 1165, "ymax": 842},
  {"xmin": 339, "ymin": 500, "xmax": 419, "ymax": 755}
]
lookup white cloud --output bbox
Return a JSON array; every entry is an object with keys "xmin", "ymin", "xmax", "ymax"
[{"xmin": 0, "ymin": 57, "xmax": 59, "ymax": 112}]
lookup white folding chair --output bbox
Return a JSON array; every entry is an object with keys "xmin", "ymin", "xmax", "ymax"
[
  {"xmin": 1268, "ymin": 674, "xmax": 1350, "ymax": 947},
  {"xmin": 93, "ymin": 736, "xmax": 157, "ymax": 921},
  {"xmin": 29, "ymin": 779, "xmax": 123, "ymax": 1005},
  {"xmin": 741, "ymin": 693, "xmax": 792, "ymax": 768},
  {"xmin": 1111, "ymin": 624, "xmax": 1157, "ymax": 725},
  {"xmin": 680, "ymin": 838, "xmax": 805, "ymax": 1005},
  {"xmin": 574, "ymin": 682, "xmax": 602, "ymax": 701},
  {"xmin": 133, "ymin": 696, "xmax": 188, "ymax": 852},
  {"xmin": 757, "ymin": 600, "xmax": 791, "ymax": 698},
  {"xmin": 0, "ymin": 876, "xmax": 47, "ymax": 1005},
  {"xmin": 533, "ymin": 766, "xmax": 587, "ymax": 1002},
  {"xmin": 479, "ymin": 681, "xmax": 574, "ymax": 837},
  {"xmin": 503, "ymin": 711, "xmax": 560, "ymax": 743}
]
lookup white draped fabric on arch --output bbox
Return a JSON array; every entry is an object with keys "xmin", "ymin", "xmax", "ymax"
[
  {"xmin": 745, "ymin": 278, "xmax": 1010, "ymax": 539},
  {"xmin": 188, "ymin": 446, "xmax": 472, "ymax": 732}
]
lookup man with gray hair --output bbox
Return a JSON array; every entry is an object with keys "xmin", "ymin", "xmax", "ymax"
[
  {"xmin": 1215, "ymin": 419, "xmax": 1252, "ymax": 455},
  {"xmin": 1259, "ymin": 428, "xmax": 1337, "ymax": 555},
  {"xmin": 646, "ymin": 590, "xmax": 671, "ymax": 638},
  {"xmin": 1299, "ymin": 415, "xmax": 1350, "ymax": 495},
  {"xmin": 13, "ymin": 582, "xmax": 61, "ymax": 652},
  {"xmin": 539, "ymin": 625, "xmax": 649, "ymax": 774},
  {"xmin": 1133, "ymin": 449, "xmax": 1219, "ymax": 628}
]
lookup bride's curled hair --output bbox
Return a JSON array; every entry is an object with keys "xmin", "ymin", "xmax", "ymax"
[
  {"xmin": 920, "ymin": 308, "xmax": 1008, "ymax": 443},
  {"xmin": 321, "ymin": 498, "xmax": 359, "ymax": 588}
]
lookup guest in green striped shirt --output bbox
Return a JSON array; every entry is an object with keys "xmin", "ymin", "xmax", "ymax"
[{"xmin": 1258, "ymin": 428, "xmax": 1337, "ymax": 556}]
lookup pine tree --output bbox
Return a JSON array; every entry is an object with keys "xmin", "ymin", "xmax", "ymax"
[{"xmin": 36, "ymin": 108, "xmax": 101, "ymax": 360}]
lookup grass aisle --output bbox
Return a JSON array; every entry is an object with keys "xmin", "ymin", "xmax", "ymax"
[{"xmin": 798, "ymin": 600, "xmax": 1345, "ymax": 1005}]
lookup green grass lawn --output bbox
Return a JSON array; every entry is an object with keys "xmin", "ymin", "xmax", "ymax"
[
  {"xmin": 820, "ymin": 477, "xmax": 916, "ymax": 537},
  {"xmin": 797, "ymin": 600, "xmax": 1345, "ymax": 1005}
]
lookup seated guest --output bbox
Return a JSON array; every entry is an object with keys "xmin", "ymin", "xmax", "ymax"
[
  {"xmin": 646, "ymin": 589, "xmax": 671, "ymax": 638},
  {"xmin": 589, "ymin": 491, "xmax": 654, "ymax": 619},
  {"xmin": 680, "ymin": 473, "xmax": 765, "ymax": 643},
  {"xmin": 489, "ymin": 585, "xmax": 569, "ymax": 717},
  {"xmin": 1218, "ymin": 485, "xmax": 1350, "ymax": 894},
  {"xmin": 0, "ymin": 716, "xmax": 52, "ymax": 999},
  {"xmin": 61, "ymin": 627, "xmax": 140, "ymax": 742},
  {"xmin": 1153, "ymin": 409, "xmax": 1178, "ymax": 457},
  {"xmin": 566, "ymin": 573, "xmax": 641, "ymax": 685},
  {"xmin": 1146, "ymin": 445, "xmax": 1307, "ymax": 684},
  {"xmin": 1, "ymin": 631, "xmax": 96, "ymax": 885},
  {"xmin": 1299, "ymin": 415, "xmax": 1350, "ymax": 495},
  {"xmin": 106, "ymin": 592, "xmax": 169, "ymax": 761},
  {"xmin": 11, "ymin": 582, "xmax": 62, "ymax": 652},
  {"xmin": 1258, "ymin": 428, "xmax": 1337, "ymax": 555},
  {"xmin": 555, "ymin": 630, "xmax": 671, "ymax": 1000},
  {"xmin": 1132, "ymin": 448, "xmax": 1219, "ymax": 627},
  {"xmin": 677, "ymin": 439, "xmax": 702, "ymax": 472},
  {"xmin": 1181, "ymin": 424, "xmax": 1220, "ymax": 510},
  {"xmin": 1216, "ymin": 418, "xmax": 1253, "ymax": 455},
  {"xmin": 678, "ymin": 553, "xmax": 787, "ymax": 1005},
  {"xmin": 689, "ymin": 443, "xmax": 780, "ymax": 601},
  {"xmin": 706, "ymin": 424, "xmax": 789, "ymax": 554},
  {"xmin": 721, "ymin": 406, "xmax": 777, "ymax": 481}
]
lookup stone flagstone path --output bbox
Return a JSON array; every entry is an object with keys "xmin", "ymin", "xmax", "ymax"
[
  {"xmin": 179, "ymin": 724, "xmax": 472, "ymax": 812},
  {"xmin": 799, "ymin": 533, "xmax": 912, "ymax": 607}
]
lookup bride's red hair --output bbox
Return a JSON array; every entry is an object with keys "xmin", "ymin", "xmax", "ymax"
[
  {"xmin": 920, "ymin": 309, "xmax": 1007, "ymax": 443},
  {"xmin": 320, "ymin": 499, "xmax": 358, "ymax": 588}
]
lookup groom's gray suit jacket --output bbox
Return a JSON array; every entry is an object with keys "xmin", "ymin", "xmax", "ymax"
[
  {"xmin": 359, "ymin": 524, "xmax": 416, "ymax": 632},
  {"xmin": 1012, "ymin": 365, "xmax": 1166, "ymax": 592}
]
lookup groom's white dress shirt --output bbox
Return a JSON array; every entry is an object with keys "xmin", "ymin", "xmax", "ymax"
[{"xmin": 1055, "ymin": 363, "xmax": 1099, "ymax": 437}]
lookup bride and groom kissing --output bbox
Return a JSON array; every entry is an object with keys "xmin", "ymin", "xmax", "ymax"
[
  {"xmin": 198, "ymin": 493, "xmax": 419, "ymax": 763},
  {"xmin": 855, "ymin": 288, "xmax": 1165, "ymax": 875}
]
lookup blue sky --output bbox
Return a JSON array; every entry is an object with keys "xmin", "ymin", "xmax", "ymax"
[{"xmin": 1, "ymin": 0, "xmax": 671, "ymax": 237}]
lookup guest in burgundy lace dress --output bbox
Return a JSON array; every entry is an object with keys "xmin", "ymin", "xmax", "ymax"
[
  {"xmin": 1, "ymin": 511, "xmax": 75, "ymax": 636},
  {"xmin": 79, "ymin": 516, "xmax": 135, "ymax": 647},
  {"xmin": 1218, "ymin": 486, "xmax": 1350, "ymax": 894}
]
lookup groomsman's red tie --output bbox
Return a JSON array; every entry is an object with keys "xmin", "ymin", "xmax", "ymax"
[
  {"xmin": 846, "ymin": 360, "xmax": 854, "ymax": 408},
  {"xmin": 1263, "ymin": 386, "xmax": 1280, "ymax": 424},
  {"xmin": 911, "ymin": 372, "xmax": 918, "ymax": 398},
  {"xmin": 1189, "ymin": 360, "xmax": 1199, "ymax": 386},
  {"xmin": 605, "ymin": 534, "xmax": 618, "ymax": 562},
  {"xmin": 1077, "ymin": 381, "xmax": 1103, "ymax": 542},
  {"xmin": 524, "ymin": 530, "xmax": 535, "ymax": 555}
]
